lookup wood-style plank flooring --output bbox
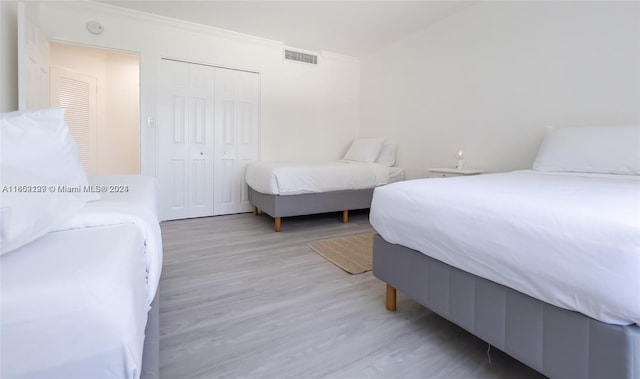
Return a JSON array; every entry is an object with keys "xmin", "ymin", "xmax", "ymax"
[{"xmin": 159, "ymin": 211, "xmax": 544, "ymax": 378}]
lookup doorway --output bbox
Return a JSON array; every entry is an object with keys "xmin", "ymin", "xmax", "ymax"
[{"xmin": 49, "ymin": 42, "xmax": 140, "ymax": 175}]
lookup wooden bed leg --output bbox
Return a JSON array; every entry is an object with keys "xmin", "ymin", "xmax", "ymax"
[
  {"xmin": 342, "ymin": 210, "xmax": 349, "ymax": 223},
  {"xmin": 253, "ymin": 206, "xmax": 259, "ymax": 216},
  {"xmin": 386, "ymin": 284, "xmax": 397, "ymax": 311},
  {"xmin": 274, "ymin": 217, "xmax": 281, "ymax": 232}
]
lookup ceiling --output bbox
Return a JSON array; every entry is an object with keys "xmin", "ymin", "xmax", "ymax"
[{"xmin": 97, "ymin": 1, "xmax": 477, "ymax": 57}]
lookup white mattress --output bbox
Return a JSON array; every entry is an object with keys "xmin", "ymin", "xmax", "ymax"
[
  {"xmin": 370, "ymin": 170, "xmax": 640, "ymax": 326},
  {"xmin": 1, "ymin": 224, "xmax": 149, "ymax": 379},
  {"xmin": 246, "ymin": 160, "xmax": 404, "ymax": 195}
]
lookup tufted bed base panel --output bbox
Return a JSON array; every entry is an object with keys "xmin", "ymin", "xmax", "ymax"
[{"xmin": 373, "ymin": 234, "xmax": 640, "ymax": 379}]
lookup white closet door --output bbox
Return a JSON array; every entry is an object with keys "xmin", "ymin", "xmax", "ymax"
[
  {"xmin": 234, "ymin": 70, "xmax": 260, "ymax": 213},
  {"xmin": 213, "ymin": 68, "xmax": 260, "ymax": 215},
  {"xmin": 186, "ymin": 64, "xmax": 215, "ymax": 218},
  {"xmin": 158, "ymin": 59, "xmax": 215, "ymax": 220}
]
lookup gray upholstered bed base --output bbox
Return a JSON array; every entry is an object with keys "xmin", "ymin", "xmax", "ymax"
[
  {"xmin": 248, "ymin": 186, "xmax": 374, "ymax": 231},
  {"xmin": 141, "ymin": 294, "xmax": 160, "ymax": 379},
  {"xmin": 373, "ymin": 234, "xmax": 640, "ymax": 379}
]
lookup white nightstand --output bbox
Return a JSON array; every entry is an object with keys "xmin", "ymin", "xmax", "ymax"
[{"xmin": 425, "ymin": 168, "xmax": 486, "ymax": 178}]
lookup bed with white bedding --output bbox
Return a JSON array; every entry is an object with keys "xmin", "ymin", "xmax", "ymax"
[
  {"xmin": 246, "ymin": 160, "xmax": 404, "ymax": 196},
  {"xmin": 1, "ymin": 175, "xmax": 163, "ymax": 379},
  {"xmin": 372, "ymin": 170, "xmax": 640, "ymax": 325},
  {"xmin": 370, "ymin": 125, "xmax": 640, "ymax": 379},
  {"xmin": 1, "ymin": 109, "xmax": 162, "ymax": 379},
  {"xmin": 246, "ymin": 138, "xmax": 404, "ymax": 231}
]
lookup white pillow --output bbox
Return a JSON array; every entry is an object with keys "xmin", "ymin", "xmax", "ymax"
[
  {"xmin": 376, "ymin": 144, "xmax": 396, "ymax": 167},
  {"xmin": 532, "ymin": 125, "xmax": 640, "ymax": 175},
  {"xmin": 1, "ymin": 108, "xmax": 99, "ymax": 201},
  {"xmin": 0, "ymin": 165, "xmax": 88, "ymax": 255},
  {"xmin": 343, "ymin": 137, "xmax": 385, "ymax": 163}
]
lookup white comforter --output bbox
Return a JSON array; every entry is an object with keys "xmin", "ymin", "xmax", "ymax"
[
  {"xmin": 370, "ymin": 170, "xmax": 640, "ymax": 326},
  {"xmin": 1, "ymin": 224, "xmax": 149, "ymax": 379},
  {"xmin": 246, "ymin": 160, "xmax": 393, "ymax": 195},
  {"xmin": 1, "ymin": 175, "xmax": 161, "ymax": 379},
  {"xmin": 54, "ymin": 175, "xmax": 163, "ymax": 304}
]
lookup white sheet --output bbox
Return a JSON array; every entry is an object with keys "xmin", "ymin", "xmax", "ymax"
[
  {"xmin": 53, "ymin": 175, "xmax": 163, "ymax": 304},
  {"xmin": 246, "ymin": 160, "xmax": 403, "ymax": 195},
  {"xmin": 370, "ymin": 170, "xmax": 640, "ymax": 325},
  {"xmin": 1, "ymin": 224, "xmax": 149, "ymax": 379}
]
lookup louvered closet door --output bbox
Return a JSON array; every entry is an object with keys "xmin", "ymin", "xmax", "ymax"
[
  {"xmin": 158, "ymin": 59, "xmax": 215, "ymax": 220},
  {"xmin": 49, "ymin": 67, "xmax": 97, "ymax": 175},
  {"xmin": 213, "ymin": 68, "xmax": 260, "ymax": 216}
]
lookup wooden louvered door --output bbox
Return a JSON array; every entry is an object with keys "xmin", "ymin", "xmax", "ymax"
[{"xmin": 49, "ymin": 66, "xmax": 97, "ymax": 175}]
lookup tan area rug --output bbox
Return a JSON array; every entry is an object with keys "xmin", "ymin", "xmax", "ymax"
[{"xmin": 309, "ymin": 233, "xmax": 375, "ymax": 274}]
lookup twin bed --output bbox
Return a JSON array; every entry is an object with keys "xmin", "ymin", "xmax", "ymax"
[
  {"xmin": 1, "ymin": 109, "xmax": 162, "ymax": 379},
  {"xmin": 246, "ymin": 139, "xmax": 403, "ymax": 231},
  {"xmin": 1, "ymin": 176, "xmax": 162, "ymax": 379},
  {"xmin": 370, "ymin": 125, "xmax": 640, "ymax": 378}
]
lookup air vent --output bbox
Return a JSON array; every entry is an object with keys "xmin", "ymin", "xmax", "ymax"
[{"xmin": 284, "ymin": 49, "xmax": 318, "ymax": 65}]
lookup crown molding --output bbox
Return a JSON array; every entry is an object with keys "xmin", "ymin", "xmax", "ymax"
[
  {"xmin": 320, "ymin": 51, "xmax": 359, "ymax": 63},
  {"xmin": 39, "ymin": 0, "xmax": 285, "ymax": 48}
]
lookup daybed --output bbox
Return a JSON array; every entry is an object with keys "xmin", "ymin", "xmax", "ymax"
[
  {"xmin": 247, "ymin": 138, "xmax": 404, "ymax": 231},
  {"xmin": 1, "ymin": 109, "xmax": 162, "ymax": 379},
  {"xmin": 370, "ymin": 125, "xmax": 640, "ymax": 379}
]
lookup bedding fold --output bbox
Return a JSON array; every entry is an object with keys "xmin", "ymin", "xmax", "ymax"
[{"xmin": 52, "ymin": 175, "xmax": 162, "ymax": 304}]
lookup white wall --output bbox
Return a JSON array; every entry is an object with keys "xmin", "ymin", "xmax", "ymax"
[
  {"xmin": 50, "ymin": 42, "xmax": 140, "ymax": 175},
  {"xmin": 1, "ymin": 0, "xmax": 18, "ymax": 112},
  {"xmin": 37, "ymin": 2, "xmax": 360, "ymax": 177},
  {"xmin": 360, "ymin": 1, "xmax": 640, "ymax": 179},
  {"xmin": 104, "ymin": 52, "xmax": 140, "ymax": 175}
]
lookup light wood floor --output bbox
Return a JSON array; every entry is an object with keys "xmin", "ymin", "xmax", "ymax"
[{"xmin": 159, "ymin": 211, "xmax": 544, "ymax": 379}]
